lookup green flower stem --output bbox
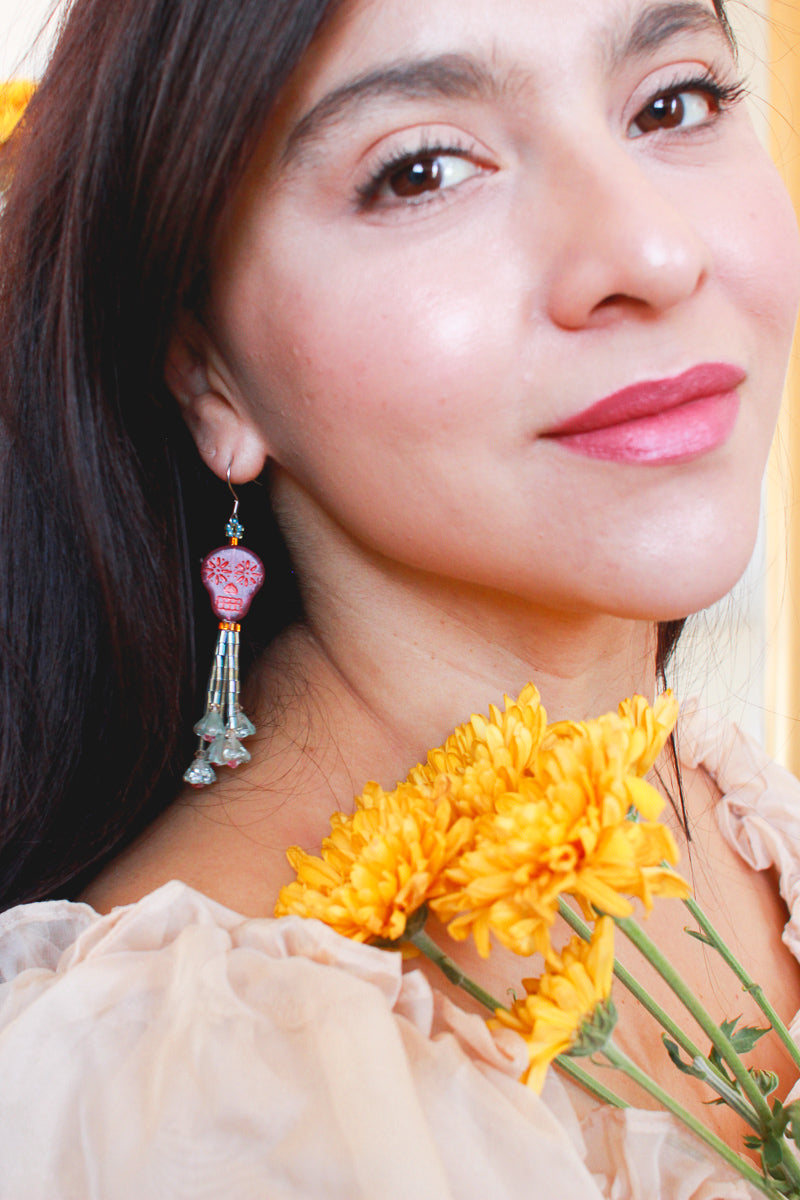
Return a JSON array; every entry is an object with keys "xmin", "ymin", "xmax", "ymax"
[
  {"xmin": 683, "ymin": 894, "xmax": 800, "ymax": 1076},
  {"xmin": 408, "ymin": 928, "xmax": 505, "ymax": 1013},
  {"xmin": 774, "ymin": 1148, "xmax": 800, "ymax": 1195},
  {"xmin": 554, "ymin": 1056, "xmax": 629, "ymax": 1109},
  {"xmin": 406, "ymin": 926, "xmax": 631, "ymax": 1112},
  {"xmin": 688, "ymin": 1057, "xmax": 764, "ymax": 1130},
  {"xmin": 407, "ymin": 918, "xmax": 790, "ymax": 1189},
  {"xmin": 559, "ymin": 901, "xmax": 704, "ymax": 1061},
  {"xmin": 616, "ymin": 913, "xmax": 775, "ymax": 1131},
  {"xmin": 602, "ymin": 1039, "xmax": 785, "ymax": 1200},
  {"xmin": 558, "ymin": 900, "xmax": 760, "ymax": 1129}
]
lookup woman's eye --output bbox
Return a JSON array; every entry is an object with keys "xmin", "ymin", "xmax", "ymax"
[
  {"xmin": 629, "ymin": 88, "xmax": 718, "ymax": 138},
  {"xmin": 369, "ymin": 151, "xmax": 481, "ymax": 204}
]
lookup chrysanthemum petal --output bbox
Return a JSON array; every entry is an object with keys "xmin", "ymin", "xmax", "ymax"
[
  {"xmin": 276, "ymin": 786, "xmax": 474, "ymax": 942},
  {"xmin": 427, "ymin": 691, "xmax": 688, "ymax": 953},
  {"xmin": 278, "ymin": 687, "xmax": 688, "ymax": 960},
  {"xmin": 492, "ymin": 917, "xmax": 616, "ymax": 1092}
]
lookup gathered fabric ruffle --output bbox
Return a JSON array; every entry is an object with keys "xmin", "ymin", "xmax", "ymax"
[{"xmin": 0, "ymin": 704, "xmax": 791, "ymax": 1199}]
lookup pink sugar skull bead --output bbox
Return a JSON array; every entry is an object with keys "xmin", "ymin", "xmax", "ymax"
[{"xmin": 201, "ymin": 546, "xmax": 265, "ymax": 620}]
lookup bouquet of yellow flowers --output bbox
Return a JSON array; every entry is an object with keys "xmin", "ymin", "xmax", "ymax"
[{"xmin": 276, "ymin": 685, "xmax": 800, "ymax": 1198}]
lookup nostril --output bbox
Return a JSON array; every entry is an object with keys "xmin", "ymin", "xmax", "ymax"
[{"xmin": 596, "ymin": 292, "xmax": 656, "ymax": 307}]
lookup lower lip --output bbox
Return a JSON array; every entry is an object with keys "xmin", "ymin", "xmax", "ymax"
[{"xmin": 550, "ymin": 391, "xmax": 740, "ymax": 465}]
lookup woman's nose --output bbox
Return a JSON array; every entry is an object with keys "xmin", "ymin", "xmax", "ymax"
[{"xmin": 541, "ymin": 135, "xmax": 712, "ymax": 330}]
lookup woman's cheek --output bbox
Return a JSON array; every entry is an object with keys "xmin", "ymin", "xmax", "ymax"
[
  {"xmin": 255, "ymin": 250, "xmax": 519, "ymax": 452},
  {"xmin": 708, "ymin": 151, "xmax": 800, "ymax": 343}
]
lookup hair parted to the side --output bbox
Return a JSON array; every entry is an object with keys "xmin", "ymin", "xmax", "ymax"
[
  {"xmin": 0, "ymin": 0, "xmax": 728, "ymax": 910},
  {"xmin": 0, "ymin": 0, "xmax": 343, "ymax": 909}
]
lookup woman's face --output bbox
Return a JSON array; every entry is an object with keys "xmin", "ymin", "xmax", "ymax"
[{"xmin": 202, "ymin": 0, "xmax": 800, "ymax": 622}]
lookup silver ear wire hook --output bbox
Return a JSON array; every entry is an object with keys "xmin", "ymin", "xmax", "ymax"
[{"xmin": 226, "ymin": 462, "xmax": 240, "ymax": 522}]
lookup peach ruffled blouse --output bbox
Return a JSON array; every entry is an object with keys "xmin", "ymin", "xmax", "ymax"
[{"xmin": 0, "ymin": 708, "xmax": 797, "ymax": 1199}]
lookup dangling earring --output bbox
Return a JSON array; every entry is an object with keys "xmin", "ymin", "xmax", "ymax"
[{"xmin": 183, "ymin": 467, "xmax": 265, "ymax": 788}]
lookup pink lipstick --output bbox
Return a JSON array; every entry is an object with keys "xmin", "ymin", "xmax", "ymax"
[{"xmin": 543, "ymin": 363, "xmax": 744, "ymax": 465}]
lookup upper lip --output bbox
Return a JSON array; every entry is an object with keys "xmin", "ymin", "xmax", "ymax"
[{"xmin": 543, "ymin": 362, "xmax": 746, "ymax": 437}]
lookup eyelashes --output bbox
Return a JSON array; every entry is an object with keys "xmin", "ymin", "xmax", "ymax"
[
  {"xmin": 628, "ymin": 68, "xmax": 747, "ymax": 138},
  {"xmin": 355, "ymin": 135, "xmax": 484, "ymax": 210},
  {"xmin": 354, "ymin": 67, "xmax": 747, "ymax": 211}
]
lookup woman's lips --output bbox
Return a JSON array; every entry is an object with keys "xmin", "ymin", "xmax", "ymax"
[{"xmin": 542, "ymin": 363, "xmax": 745, "ymax": 465}]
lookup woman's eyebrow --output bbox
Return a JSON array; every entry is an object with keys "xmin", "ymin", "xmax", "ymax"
[
  {"xmin": 280, "ymin": 1, "xmax": 731, "ymax": 170},
  {"xmin": 280, "ymin": 54, "xmax": 496, "ymax": 168},
  {"xmin": 610, "ymin": 1, "xmax": 734, "ymax": 69}
]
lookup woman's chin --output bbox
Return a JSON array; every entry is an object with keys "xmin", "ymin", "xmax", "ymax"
[{"xmin": 600, "ymin": 543, "xmax": 759, "ymax": 624}]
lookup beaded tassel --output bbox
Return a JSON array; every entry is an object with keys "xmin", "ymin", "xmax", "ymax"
[{"xmin": 183, "ymin": 497, "xmax": 264, "ymax": 788}]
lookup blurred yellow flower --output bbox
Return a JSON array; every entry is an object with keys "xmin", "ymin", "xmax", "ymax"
[
  {"xmin": 431, "ymin": 693, "xmax": 688, "ymax": 958},
  {"xmin": 0, "ymin": 81, "xmax": 34, "ymax": 145},
  {"xmin": 493, "ymin": 916, "xmax": 616, "ymax": 1093},
  {"xmin": 408, "ymin": 683, "xmax": 547, "ymax": 818},
  {"xmin": 275, "ymin": 782, "xmax": 473, "ymax": 942}
]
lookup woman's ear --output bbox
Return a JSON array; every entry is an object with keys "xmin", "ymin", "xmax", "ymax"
[{"xmin": 165, "ymin": 315, "xmax": 269, "ymax": 484}]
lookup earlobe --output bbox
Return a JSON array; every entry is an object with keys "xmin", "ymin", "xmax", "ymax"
[{"xmin": 165, "ymin": 318, "xmax": 269, "ymax": 484}]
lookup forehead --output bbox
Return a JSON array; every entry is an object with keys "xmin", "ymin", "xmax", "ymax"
[
  {"xmin": 271, "ymin": 0, "xmax": 729, "ymax": 152},
  {"xmin": 295, "ymin": 0, "xmax": 726, "ymax": 92}
]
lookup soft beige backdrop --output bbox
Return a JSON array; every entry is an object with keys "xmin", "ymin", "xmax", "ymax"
[
  {"xmin": 0, "ymin": 0, "xmax": 60, "ymax": 77},
  {"xmin": 766, "ymin": 0, "xmax": 800, "ymax": 771}
]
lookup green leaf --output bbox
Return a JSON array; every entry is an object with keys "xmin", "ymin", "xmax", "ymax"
[
  {"xmin": 662, "ymin": 1036, "xmax": 707, "ymax": 1081},
  {"xmin": 761, "ymin": 1137, "xmax": 784, "ymax": 1171},
  {"xmin": 769, "ymin": 1098, "xmax": 789, "ymax": 1134},
  {"xmin": 684, "ymin": 927, "xmax": 715, "ymax": 947},
  {"xmin": 784, "ymin": 1100, "xmax": 800, "ymax": 1148},
  {"xmin": 732, "ymin": 1024, "xmax": 772, "ymax": 1054},
  {"xmin": 719, "ymin": 1016, "xmax": 740, "ymax": 1039},
  {"xmin": 719, "ymin": 1015, "xmax": 771, "ymax": 1055},
  {"xmin": 750, "ymin": 1069, "xmax": 780, "ymax": 1099}
]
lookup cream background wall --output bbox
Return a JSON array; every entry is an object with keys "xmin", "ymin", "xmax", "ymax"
[{"xmin": 0, "ymin": 0, "xmax": 62, "ymax": 78}]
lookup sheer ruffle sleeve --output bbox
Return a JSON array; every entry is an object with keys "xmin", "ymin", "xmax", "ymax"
[
  {"xmin": 0, "ymin": 808, "xmax": 766, "ymax": 1200},
  {"xmin": 0, "ymin": 881, "xmax": 608, "ymax": 1200},
  {"xmin": 680, "ymin": 702, "xmax": 800, "ymax": 964}
]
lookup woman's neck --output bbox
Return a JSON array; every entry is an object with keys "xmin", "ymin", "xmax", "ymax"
[
  {"xmin": 243, "ymin": 567, "xmax": 659, "ymax": 822},
  {"xmin": 81, "ymin": 543, "xmax": 662, "ymax": 918}
]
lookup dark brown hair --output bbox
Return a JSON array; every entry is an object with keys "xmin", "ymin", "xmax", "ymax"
[
  {"xmin": 0, "ymin": 0, "xmax": 727, "ymax": 908},
  {"xmin": 0, "ymin": 0, "xmax": 343, "ymax": 907}
]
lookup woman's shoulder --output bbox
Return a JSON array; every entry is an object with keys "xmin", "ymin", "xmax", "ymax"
[
  {"xmin": 681, "ymin": 701, "xmax": 800, "ymax": 961},
  {"xmin": 680, "ymin": 703, "xmax": 800, "ymax": 865},
  {"xmin": 0, "ymin": 879, "xmax": 607, "ymax": 1199},
  {"xmin": 0, "ymin": 881, "xmax": 759, "ymax": 1199}
]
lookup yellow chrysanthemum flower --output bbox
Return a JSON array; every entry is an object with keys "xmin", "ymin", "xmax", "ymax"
[
  {"xmin": 431, "ymin": 694, "xmax": 688, "ymax": 958},
  {"xmin": 278, "ymin": 686, "xmax": 686, "ymax": 960},
  {"xmin": 275, "ymin": 782, "xmax": 473, "ymax": 942},
  {"xmin": 493, "ymin": 916, "xmax": 617, "ymax": 1093},
  {"xmin": 408, "ymin": 683, "xmax": 547, "ymax": 818},
  {"xmin": 545, "ymin": 690, "xmax": 680, "ymax": 797},
  {"xmin": 0, "ymin": 80, "xmax": 34, "ymax": 145}
]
